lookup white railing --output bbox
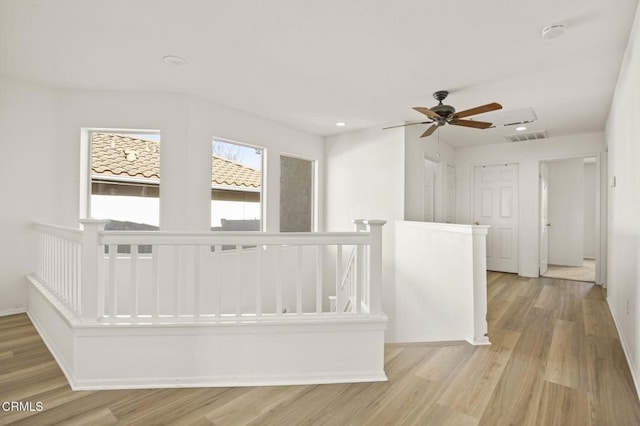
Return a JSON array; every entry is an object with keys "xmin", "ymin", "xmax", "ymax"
[
  {"xmin": 31, "ymin": 219, "xmax": 386, "ymax": 324},
  {"xmin": 32, "ymin": 223, "xmax": 83, "ymax": 314}
]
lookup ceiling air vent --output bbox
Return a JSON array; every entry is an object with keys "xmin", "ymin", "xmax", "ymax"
[{"xmin": 505, "ymin": 130, "xmax": 548, "ymax": 143}]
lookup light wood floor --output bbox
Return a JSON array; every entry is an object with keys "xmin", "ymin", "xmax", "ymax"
[{"xmin": 2, "ymin": 272, "xmax": 640, "ymax": 425}]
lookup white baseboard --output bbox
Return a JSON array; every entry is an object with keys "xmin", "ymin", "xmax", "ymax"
[
  {"xmin": 469, "ymin": 336, "xmax": 491, "ymax": 346},
  {"xmin": 70, "ymin": 371, "xmax": 388, "ymax": 391},
  {"xmin": 0, "ymin": 307, "xmax": 27, "ymax": 317},
  {"xmin": 606, "ymin": 297, "xmax": 640, "ymax": 399}
]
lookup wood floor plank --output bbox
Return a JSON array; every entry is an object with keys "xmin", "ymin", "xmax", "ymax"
[
  {"xmin": 493, "ymin": 295, "xmax": 534, "ymax": 332},
  {"xmin": 486, "ymin": 297, "xmax": 511, "ymax": 325},
  {"xmin": 57, "ymin": 408, "xmax": 119, "ymax": 426},
  {"xmin": 355, "ymin": 376, "xmax": 444, "ymax": 425},
  {"xmin": 437, "ymin": 328, "xmax": 520, "ymax": 418},
  {"xmin": 479, "ymin": 352, "xmax": 545, "ymax": 426},
  {"xmin": 583, "ymin": 299, "xmax": 619, "ymax": 339},
  {"xmin": 586, "ymin": 334, "xmax": 640, "ymax": 425},
  {"xmin": 415, "ymin": 344, "xmax": 476, "ymax": 384},
  {"xmin": 532, "ymin": 381, "xmax": 592, "ymax": 426},
  {"xmin": 534, "ymin": 284, "xmax": 561, "ymax": 311},
  {"xmin": 544, "ymin": 319, "xmax": 583, "ymax": 389},
  {"xmin": 246, "ymin": 383, "xmax": 352, "ymax": 425},
  {"xmin": 421, "ymin": 403, "xmax": 480, "ymax": 426},
  {"xmin": 203, "ymin": 386, "xmax": 310, "ymax": 426}
]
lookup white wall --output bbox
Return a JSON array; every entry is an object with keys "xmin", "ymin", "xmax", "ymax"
[
  {"xmin": 455, "ymin": 132, "xmax": 605, "ymax": 277},
  {"xmin": 584, "ymin": 162, "xmax": 597, "ymax": 259},
  {"xmin": 403, "ymin": 125, "xmax": 455, "ymax": 223},
  {"xmin": 605, "ymin": 2, "xmax": 640, "ymax": 397},
  {"xmin": 0, "ymin": 75, "xmax": 58, "ymax": 314},
  {"xmin": 0, "ymin": 75, "xmax": 324, "ymax": 313},
  {"xmin": 547, "ymin": 158, "xmax": 584, "ymax": 267},
  {"xmin": 324, "ymin": 127, "xmax": 405, "ymax": 341}
]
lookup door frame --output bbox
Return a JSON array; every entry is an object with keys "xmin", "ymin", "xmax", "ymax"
[
  {"xmin": 537, "ymin": 153, "xmax": 603, "ymax": 284},
  {"xmin": 539, "ymin": 162, "xmax": 550, "ymax": 275},
  {"xmin": 471, "ymin": 161, "xmax": 521, "ymax": 274}
]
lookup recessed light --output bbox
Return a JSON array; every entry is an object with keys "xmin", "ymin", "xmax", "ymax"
[
  {"xmin": 336, "ymin": 122, "xmax": 347, "ymax": 127},
  {"xmin": 515, "ymin": 126, "xmax": 527, "ymax": 131},
  {"xmin": 541, "ymin": 24, "xmax": 566, "ymax": 40},
  {"xmin": 163, "ymin": 55, "xmax": 187, "ymax": 66}
]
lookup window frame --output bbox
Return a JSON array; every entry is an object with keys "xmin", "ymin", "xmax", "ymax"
[
  {"xmin": 80, "ymin": 128, "xmax": 162, "ymax": 226},
  {"xmin": 210, "ymin": 137, "xmax": 266, "ymax": 232}
]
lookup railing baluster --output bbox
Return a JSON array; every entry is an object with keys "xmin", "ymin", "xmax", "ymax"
[
  {"xmin": 296, "ymin": 246, "xmax": 303, "ymax": 315},
  {"xmin": 336, "ymin": 244, "xmax": 343, "ymax": 315},
  {"xmin": 194, "ymin": 245, "xmax": 201, "ymax": 318},
  {"xmin": 151, "ymin": 245, "xmax": 159, "ymax": 318},
  {"xmin": 316, "ymin": 245, "xmax": 323, "ymax": 314},
  {"xmin": 255, "ymin": 245, "xmax": 262, "ymax": 317},
  {"xmin": 213, "ymin": 245, "xmax": 221, "ymax": 317},
  {"xmin": 73, "ymin": 242, "xmax": 78, "ymax": 311},
  {"xmin": 355, "ymin": 244, "xmax": 362, "ymax": 314},
  {"xmin": 173, "ymin": 246, "xmax": 180, "ymax": 317},
  {"xmin": 63, "ymin": 240, "xmax": 68, "ymax": 304},
  {"xmin": 108, "ymin": 244, "xmax": 117, "ymax": 318},
  {"xmin": 130, "ymin": 245, "xmax": 138, "ymax": 318},
  {"xmin": 276, "ymin": 245, "xmax": 283, "ymax": 315},
  {"xmin": 235, "ymin": 245, "xmax": 242, "ymax": 317}
]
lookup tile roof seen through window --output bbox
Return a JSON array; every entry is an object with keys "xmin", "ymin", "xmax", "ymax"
[{"xmin": 91, "ymin": 133, "xmax": 261, "ymax": 189}]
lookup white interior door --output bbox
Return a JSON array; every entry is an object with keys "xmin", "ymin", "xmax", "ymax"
[
  {"xmin": 540, "ymin": 163, "xmax": 550, "ymax": 275},
  {"xmin": 474, "ymin": 164, "xmax": 519, "ymax": 273}
]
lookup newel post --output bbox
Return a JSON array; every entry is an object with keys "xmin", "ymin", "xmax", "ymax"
[
  {"xmin": 364, "ymin": 220, "xmax": 386, "ymax": 314},
  {"xmin": 80, "ymin": 219, "xmax": 108, "ymax": 321}
]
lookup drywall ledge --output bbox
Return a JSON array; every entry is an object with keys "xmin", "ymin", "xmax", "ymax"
[{"xmin": 26, "ymin": 275, "xmax": 388, "ymax": 390}]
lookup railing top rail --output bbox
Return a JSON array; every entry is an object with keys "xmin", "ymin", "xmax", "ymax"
[
  {"xmin": 32, "ymin": 222, "xmax": 83, "ymax": 243},
  {"xmin": 98, "ymin": 231, "xmax": 371, "ymax": 246}
]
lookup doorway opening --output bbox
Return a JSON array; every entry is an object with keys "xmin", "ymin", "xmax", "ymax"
[{"xmin": 539, "ymin": 156, "xmax": 598, "ymax": 283}]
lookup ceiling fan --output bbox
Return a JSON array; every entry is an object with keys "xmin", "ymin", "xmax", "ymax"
[{"xmin": 384, "ymin": 91, "xmax": 502, "ymax": 137}]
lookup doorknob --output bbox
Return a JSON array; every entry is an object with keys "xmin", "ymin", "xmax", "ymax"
[
  {"xmin": 474, "ymin": 221, "xmax": 480, "ymax": 225},
  {"xmin": 546, "ymin": 223, "xmax": 552, "ymax": 227}
]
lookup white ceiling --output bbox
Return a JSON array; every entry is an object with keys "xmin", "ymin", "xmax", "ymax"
[{"xmin": 1, "ymin": 0, "xmax": 638, "ymax": 147}]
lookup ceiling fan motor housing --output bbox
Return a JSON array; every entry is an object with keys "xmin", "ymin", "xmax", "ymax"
[
  {"xmin": 432, "ymin": 103, "xmax": 456, "ymax": 119},
  {"xmin": 432, "ymin": 90, "xmax": 455, "ymax": 121}
]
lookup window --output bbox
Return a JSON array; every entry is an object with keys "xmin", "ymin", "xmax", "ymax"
[
  {"xmin": 211, "ymin": 139, "xmax": 263, "ymax": 231},
  {"xmin": 86, "ymin": 130, "xmax": 161, "ymax": 231},
  {"xmin": 280, "ymin": 155, "xmax": 314, "ymax": 232}
]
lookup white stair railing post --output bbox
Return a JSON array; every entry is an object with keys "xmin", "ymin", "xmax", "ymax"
[
  {"xmin": 352, "ymin": 219, "xmax": 366, "ymax": 313},
  {"xmin": 352, "ymin": 219, "xmax": 366, "ymax": 232},
  {"xmin": 80, "ymin": 219, "xmax": 108, "ymax": 321},
  {"xmin": 364, "ymin": 220, "xmax": 386, "ymax": 315}
]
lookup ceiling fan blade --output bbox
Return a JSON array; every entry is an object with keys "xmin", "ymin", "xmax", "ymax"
[
  {"xmin": 413, "ymin": 107, "xmax": 443, "ymax": 120},
  {"xmin": 450, "ymin": 119, "xmax": 493, "ymax": 129},
  {"xmin": 420, "ymin": 124, "xmax": 439, "ymax": 138},
  {"xmin": 452, "ymin": 102, "xmax": 502, "ymax": 119},
  {"xmin": 382, "ymin": 121, "xmax": 432, "ymax": 130}
]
